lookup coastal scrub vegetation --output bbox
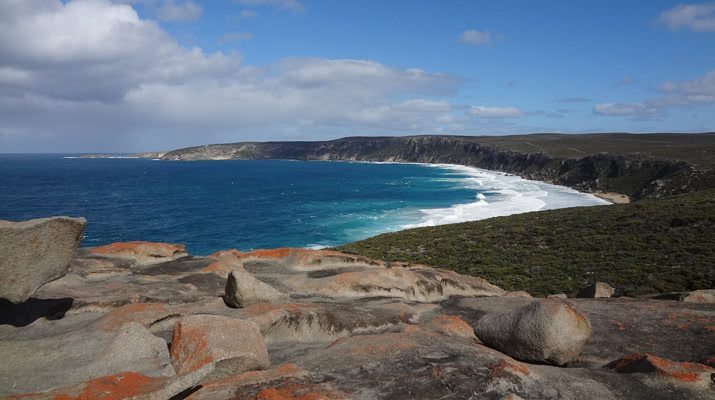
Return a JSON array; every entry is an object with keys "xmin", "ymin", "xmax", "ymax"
[{"xmin": 336, "ymin": 189, "xmax": 715, "ymax": 297}]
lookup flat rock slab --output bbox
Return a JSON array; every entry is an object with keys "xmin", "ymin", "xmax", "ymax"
[
  {"xmin": 0, "ymin": 216, "xmax": 85, "ymax": 303},
  {"xmin": 0, "ymin": 321, "xmax": 174, "ymax": 395}
]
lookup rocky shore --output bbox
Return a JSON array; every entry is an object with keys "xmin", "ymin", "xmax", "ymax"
[{"xmin": 1, "ymin": 217, "xmax": 713, "ymax": 399}]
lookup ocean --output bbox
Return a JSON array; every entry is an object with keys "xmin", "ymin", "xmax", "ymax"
[{"xmin": 0, "ymin": 155, "xmax": 608, "ymax": 255}]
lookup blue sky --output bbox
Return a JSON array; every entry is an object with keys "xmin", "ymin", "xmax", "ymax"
[{"xmin": 0, "ymin": 0, "xmax": 714, "ymax": 152}]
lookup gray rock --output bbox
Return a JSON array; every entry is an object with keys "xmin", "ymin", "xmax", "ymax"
[
  {"xmin": 170, "ymin": 314, "xmax": 270, "ymax": 379},
  {"xmin": 475, "ymin": 299, "xmax": 592, "ymax": 366},
  {"xmin": 224, "ymin": 270, "xmax": 289, "ymax": 308},
  {"xmin": 682, "ymin": 289, "xmax": 715, "ymax": 303},
  {"xmin": 577, "ymin": 282, "xmax": 615, "ymax": 298},
  {"xmin": 0, "ymin": 216, "xmax": 85, "ymax": 303},
  {"xmin": 0, "ymin": 321, "xmax": 174, "ymax": 395}
]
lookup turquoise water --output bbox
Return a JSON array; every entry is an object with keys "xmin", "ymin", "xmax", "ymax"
[{"xmin": 0, "ymin": 155, "xmax": 607, "ymax": 255}]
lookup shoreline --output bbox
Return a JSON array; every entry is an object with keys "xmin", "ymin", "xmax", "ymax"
[{"xmin": 591, "ymin": 191, "xmax": 631, "ymax": 204}]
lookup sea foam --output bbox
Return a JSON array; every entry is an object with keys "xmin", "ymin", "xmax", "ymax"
[{"xmin": 402, "ymin": 163, "xmax": 608, "ymax": 229}]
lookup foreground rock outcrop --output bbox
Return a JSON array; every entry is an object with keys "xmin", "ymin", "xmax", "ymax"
[
  {"xmin": 475, "ymin": 299, "xmax": 593, "ymax": 365},
  {"xmin": 1, "ymin": 238, "xmax": 713, "ymax": 399},
  {"xmin": 0, "ymin": 216, "xmax": 85, "ymax": 303}
]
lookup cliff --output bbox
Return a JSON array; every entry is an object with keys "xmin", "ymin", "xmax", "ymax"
[{"xmin": 160, "ymin": 133, "xmax": 715, "ymax": 200}]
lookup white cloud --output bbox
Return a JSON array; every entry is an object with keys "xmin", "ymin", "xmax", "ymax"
[
  {"xmin": 156, "ymin": 0, "xmax": 202, "ymax": 22},
  {"xmin": 0, "ymin": 0, "xmax": 475, "ymax": 151},
  {"xmin": 656, "ymin": 3, "xmax": 715, "ymax": 32},
  {"xmin": 460, "ymin": 29, "xmax": 491, "ymax": 46},
  {"xmin": 594, "ymin": 70, "xmax": 715, "ymax": 117},
  {"xmin": 236, "ymin": 0, "xmax": 303, "ymax": 12},
  {"xmin": 468, "ymin": 106, "xmax": 525, "ymax": 118},
  {"xmin": 593, "ymin": 103, "xmax": 658, "ymax": 116}
]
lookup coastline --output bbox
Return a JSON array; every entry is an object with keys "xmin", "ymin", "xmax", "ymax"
[{"xmin": 592, "ymin": 191, "xmax": 631, "ymax": 204}]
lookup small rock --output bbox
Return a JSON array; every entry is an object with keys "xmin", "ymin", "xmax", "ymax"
[
  {"xmin": 475, "ymin": 299, "xmax": 592, "ymax": 366},
  {"xmin": 500, "ymin": 394, "xmax": 525, "ymax": 400},
  {"xmin": 0, "ymin": 216, "xmax": 85, "ymax": 303},
  {"xmin": 224, "ymin": 270, "xmax": 289, "ymax": 308},
  {"xmin": 87, "ymin": 241, "xmax": 187, "ymax": 265},
  {"xmin": 577, "ymin": 282, "xmax": 615, "ymax": 298},
  {"xmin": 605, "ymin": 353, "xmax": 714, "ymax": 387},
  {"xmin": 170, "ymin": 315, "xmax": 270, "ymax": 379},
  {"xmin": 548, "ymin": 293, "xmax": 568, "ymax": 299},
  {"xmin": 682, "ymin": 289, "xmax": 715, "ymax": 304}
]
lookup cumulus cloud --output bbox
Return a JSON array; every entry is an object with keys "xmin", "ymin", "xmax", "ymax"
[
  {"xmin": 156, "ymin": 0, "xmax": 202, "ymax": 22},
  {"xmin": 460, "ymin": 29, "xmax": 492, "ymax": 46},
  {"xmin": 468, "ymin": 106, "xmax": 525, "ymax": 118},
  {"xmin": 236, "ymin": 0, "xmax": 303, "ymax": 12},
  {"xmin": 0, "ymin": 0, "xmax": 474, "ymax": 151},
  {"xmin": 594, "ymin": 70, "xmax": 715, "ymax": 117},
  {"xmin": 656, "ymin": 3, "xmax": 715, "ymax": 32}
]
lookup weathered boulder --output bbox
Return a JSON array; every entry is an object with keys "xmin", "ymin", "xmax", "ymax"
[
  {"xmin": 475, "ymin": 299, "xmax": 592, "ymax": 365},
  {"xmin": 224, "ymin": 270, "xmax": 289, "ymax": 308},
  {"xmin": 0, "ymin": 321, "xmax": 174, "ymax": 395},
  {"xmin": 682, "ymin": 289, "xmax": 715, "ymax": 304},
  {"xmin": 578, "ymin": 282, "xmax": 615, "ymax": 298},
  {"xmin": 0, "ymin": 216, "xmax": 85, "ymax": 303},
  {"xmin": 86, "ymin": 241, "xmax": 187, "ymax": 265},
  {"xmin": 11, "ymin": 364, "xmax": 214, "ymax": 400},
  {"xmin": 548, "ymin": 293, "xmax": 568, "ymax": 299},
  {"xmin": 606, "ymin": 353, "xmax": 715, "ymax": 387},
  {"xmin": 170, "ymin": 315, "xmax": 270, "ymax": 379}
]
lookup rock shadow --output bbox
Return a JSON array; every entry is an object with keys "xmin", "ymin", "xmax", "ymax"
[{"xmin": 0, "ymin": 297, "xmax": 74, "ymax": 327}]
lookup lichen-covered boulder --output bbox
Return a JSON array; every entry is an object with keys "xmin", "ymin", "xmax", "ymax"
[
  {"xmin": 0, "ymin": 216, "xmax": 85, "ymax": 302},
  {"xmin": 475, "ymin": 299, "xmax": 592, "ymax": 365},
  {"xmin": 170, "ymin": 315, "xmax": 270, "ymax": 379},
  {"xmin": 683, "ymin": 289, "xmax": 715, "ymax": 304}
]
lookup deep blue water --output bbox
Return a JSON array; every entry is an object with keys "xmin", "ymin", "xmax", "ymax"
[{"xmin": 0, "ymin": 155, "xmax": 606, "ymax": 255}]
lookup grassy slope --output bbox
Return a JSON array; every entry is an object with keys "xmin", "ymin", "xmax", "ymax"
[{"xmin": 336, "ymin": 189, "xmax": 715, "ymax": 297}]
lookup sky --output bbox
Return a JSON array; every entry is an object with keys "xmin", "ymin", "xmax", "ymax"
[{"xmin": 0, "ymin": 0, "xmax": 714, "ymax": 152}]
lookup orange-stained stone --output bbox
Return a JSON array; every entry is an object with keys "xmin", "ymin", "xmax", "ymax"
[
  {"xmin": 190, "ymin": 364, "xmax": 308, "ymax": 398},
  {"xmin": 89, "ymin": 241, "xmax": 185, "ymax": 257},
  {"xmin": 7, "ymin": 372, "xmax": 165, "ymax": 400},
  {"xmin": 487, "ymin": 359, "xmax": 531, "ymax": 376},
  {"xmin": 606, "ymin": 353, "xmax": 714, "ymax": 383},
  {"xmin": 254, "ymin": 382, "xmax": 346, "ymax": 400},
  {"xmin": 428, "ymin": 315, "xmax": 475, "ymax": 339},
  {"xmin": 170, "ymin": 319, "xmax": 214, "ymax": 374}
]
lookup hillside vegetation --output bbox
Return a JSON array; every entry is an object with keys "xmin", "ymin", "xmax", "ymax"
[{"xmin": 336, "ymin": 189, "xmax": 715, "ymax": 297}]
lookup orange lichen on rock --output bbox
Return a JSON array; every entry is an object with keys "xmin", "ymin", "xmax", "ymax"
[
  {"xmin": 487, "ymin": 359, "xmax": 531, "ymax": 377},
  {"xmin": 170, "ymin": 319, "xmax": 214, "ymax": 374},
  {"xmin": 88, "ymin": 241, "xmax": 186, "ymax": 258},
  {"xmin": 94, "ymin": 303, "xmax": 172, "ymax": 332},
  {"xmin": 254, "ymin": 382, "xmax": 347, "ymax": 400},
  {"xmin": 605, "ymin": 353, "xmax": 715, "ymax": 383},
  {"xmin": 428, "ymin": 315, "xmax": 475, "ymax": 339},
  {"xmin": 200, "ymin": 261, "xmax": 235, "ymax": 276},
  {"xmin": 8, "ymin": 372, "xmax": 164, "ymax": 400}
]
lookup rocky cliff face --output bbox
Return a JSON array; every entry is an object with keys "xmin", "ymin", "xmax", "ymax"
[{"xmin": 160, "ymin": 136, "xmax": 708, "ymax": 200}]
